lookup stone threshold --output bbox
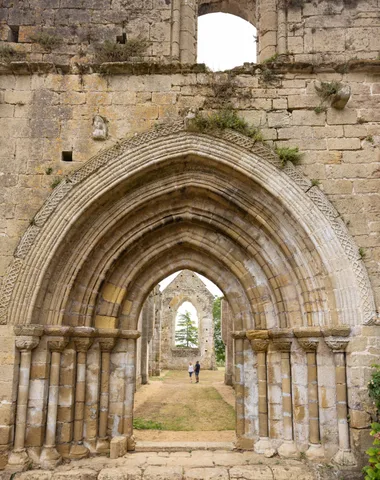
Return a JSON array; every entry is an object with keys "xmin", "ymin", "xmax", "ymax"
[{"xmin": 135, "ymin": 441, "xmax": 235, "ymax": 452}]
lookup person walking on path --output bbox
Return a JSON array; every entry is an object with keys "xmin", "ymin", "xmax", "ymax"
[
  {"xmin": 194, "ymin": 360, "xmax": 200, "ymax": 383},
  {"xmin": 188, "ymin": 362, "xmax": 194, "ymax": 382}
]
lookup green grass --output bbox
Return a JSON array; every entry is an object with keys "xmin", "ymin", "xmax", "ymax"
[{"xmin": 133, "ymin": 418, "xmax": 164, "ymax": 430}]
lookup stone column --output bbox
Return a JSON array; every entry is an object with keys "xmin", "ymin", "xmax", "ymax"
[
  {"xmin": 247, "ymin": 330, "xmax": 271, "ymax": 454},
  {"xmin": 40, "ymin": 326, "xmax": 71, "ymax": 469},
  {"xmin": 277, "ymin": 0, "xmax": 287, "ymax": 55},
  {"xmin": 294, "ymin": 328, "xmax": 323, "ymax": 460},
  {"xmin": 8, "ymin": 326, "xmax": 43, "ymax": 471},
  {"xmin": 232, "ymin": 331, "xmax": 246, "ymax": 448},
  {"xmin": 270, "ymin": 329, "xmax": 298, "ymax": 459},
  {"xmin": 323, "ymin": 327, "xmax": 356, "ymax": 467},
  {"xmin": 69, "ymin": 327, "xmax": 95, "ymax": 459},
  {"xmin": 123, "ymin": 337, "xmax": 136, "ymax": 450},
  {"xmin": 96, "ymin": 334, "xmax": 117, "ymax": 454}
]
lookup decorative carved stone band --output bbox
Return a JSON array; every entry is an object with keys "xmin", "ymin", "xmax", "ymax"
[
  {"xmin": 8, "ymin": 325, "xmax": 43, "ymax": 471},
  {"xmin": 247, "ymin": 330, "xmax": 271, "ymax": 454},
  {"xmin": 69, "ymin": 327, "xmax": 95, "ymax": 460},
  {"xmin": 294, "ymin": 328, "xmax": 323, "ymax": 460},
  {"xmin": 96, "ymin": 333, "xmax": 117, "ymax": 453},
  {"xmin": 270, "ymin": 329, "xmax": 298, "ymax": 459},
  {"xmin": 323, "ymin": 327, "xmax": 356, "ymax": 467},
  {"xmin": 40, "ymin": 326, "xmax": 72, "ymax": 469}
]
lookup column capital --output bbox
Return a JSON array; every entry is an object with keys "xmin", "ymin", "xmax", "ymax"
[
  {"xmin": 47, "ymin": 337, "xmax": 69, "ymax": 353},
  {"xmin": 73, "ymin": 336, "xmax": 93, "ymax": 353},
  {"xmin": 250, "ymin": 339, "xmax": 269, "ymax": 352},
  {"xmin": 297, "ymin": 338, "xmax": 319, "ymax": 352},
  {"xmin": 15, "ymin": 336, "xmax": 40, "ymax": 351},
  {"xmin": 98, "ymin": 337, "xmax": 116, "ymax": 352},
  {"xmin": 324, "ymin": 338, "xmax": 349, "ymax": 352},
  {"xmin": 272, "ymin": 339, "xmax": 292, "ymax": 352}
]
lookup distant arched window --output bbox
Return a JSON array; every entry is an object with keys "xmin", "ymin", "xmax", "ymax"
[
  {"xmin": 175, "ymin": 301, "xmax": 199, "ymax": 348},
  {"xmin": 197, "ymin": 13, "xmax": 257, "ymax": 71}
]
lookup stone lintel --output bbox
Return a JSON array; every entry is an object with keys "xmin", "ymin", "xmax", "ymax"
[
  {"xmin": 322, "ymin": 326, "xmax": 351, "ymax": 337},
  {"xmin": 293, "ymin": 327, "xmax": 322, "ymax": 338},
  {"xmin": 14, "ymin": 325, "xmax": 44, "ymax": 337},
  {"xmin": 44, "ymin": 326, "xmax": 73, "ymax": 337}
]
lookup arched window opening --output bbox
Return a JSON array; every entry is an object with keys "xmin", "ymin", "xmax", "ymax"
[
  {"xmin": 175, "ymin": 301, "xmax": 199, "ymax": 348},
  {"xmin": 197, "ymin": 13, "xmax": 257, "ymax": 71}
]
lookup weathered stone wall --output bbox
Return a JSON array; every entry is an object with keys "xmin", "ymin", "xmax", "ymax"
[
  {"xmin": 160, "ymin": 270, "xmax": 216, "ymax": 370},
  {"xmin": 0, "ymin": 66, "xmax": 379, "ymax": 310},
  {"xmin": 1, "ymin": 1, "xmax": 379, "ymax": 65}
]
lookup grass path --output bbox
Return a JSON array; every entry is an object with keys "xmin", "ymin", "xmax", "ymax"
[{"xmin": 133, "ymin": 369, "xmax": 236, "ymax": 441}]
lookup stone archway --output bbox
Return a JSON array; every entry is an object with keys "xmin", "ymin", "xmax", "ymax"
[{"xmin": 0, "ymin": 123, "xmax": 376, "ymax": 469}]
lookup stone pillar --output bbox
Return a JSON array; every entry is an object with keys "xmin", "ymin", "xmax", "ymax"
[
  {"xmin": 247, "ymin": 330, "xmax": 272, "ymax": 454},
  {"xmin": 294, "ymin": 328, "xmax": 323, "ymax": 460},
  {"xmin": 8, "ymin": 326, "xmax": 43, "ymax": 471},
  {"xmin": 96, "ymin": 334, "xmax": 117, "ymax": 454},
  {"xmin": 323, "ymin": 327, "xmax": 356, "ymax": 467},
  {"xmin": 40, "ymin": 327, "xmax": 71, "ymax": 469},
  {"xmin": 179, "ymin": 0, "xmax": 197, "ymax": 63},
  {"xmin": 270, "ymin": 329, "xmax": 298, "ymax": 459},
  {"xmin": 171, "ymin": 0, "xmax": 181, "ymax": 61},
  {"xmin": 69, "ymin": 327, "xmax": 95, "ymax": 460},
  {"xmin": 123, "ymin": 337, "xmax": 136, "ymax": 447},
  {"xmin": 222, "ymin": 299, "xmax": 233, "ymax": 386},
  {"xmin": 232, "ymin": 331, "xmax": 247, "ymax": 449},
  {"xmin": 257, "ymin": 0, "xmax": 278, "ymax": 61}
]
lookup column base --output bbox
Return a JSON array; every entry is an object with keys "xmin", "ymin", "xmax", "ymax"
[
  {"xmin": 40, "ymin": 445, "xmax": 62, "ymax": 470},
  {"xmin": 305, "ymin": 443, "xmax": 324, "ymax": 461},
  {"xmin": 278, "ymin": 440, "xmax": 299, "ymax": 459},
  {"xmin": 69, "ymin": 442, "xmax": 89, "ymax": 460},
  {"xmin": 254, "ymin": 437, "xmax": 276, "ymax": 457},
  {"xmin": 332, "ymin": 449, "xmax": 356, "ymax": 467},
  {"xmin": 96, "ymin": 436, "xmax": 110, "ymax": 454},
  {"xmin": 7, "ymin": 448, "xmax": 30, "ymax": 472}
]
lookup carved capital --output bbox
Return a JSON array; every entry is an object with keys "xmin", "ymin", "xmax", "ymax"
[
  {"xmin": 15, "ymin": 336, "xmax": 39, "ymax": 351},
  {"xmin": 250, "ymin": 339, "xmax": 269, "ymax": 352},
  {"xmin": 98, "ymin": 337, "xmax": 116, "ymax": 352},
  {"xmin": 47, "ymin": 337, "xmax": 69, "ymax": 353},
  {"xmin": 325, "ymin": 338, "xmax": 349, "ymax": 352},
  {"xmin": 298, "ymin": 338, "xmax": 319, "ymax": 352},
  {"xmin": 73, "ymin": 337, "xmax": 93, "ymax": 353}
]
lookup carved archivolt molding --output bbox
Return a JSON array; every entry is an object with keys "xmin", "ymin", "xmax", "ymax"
[{"xmin": 0, "ymin": 123, "xmax": 376, "ymax": 326}]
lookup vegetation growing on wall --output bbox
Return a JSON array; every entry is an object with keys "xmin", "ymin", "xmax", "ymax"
[
  {"xmin": 187, "ymin": 108, "xmax": 263, "ymax": 142},
  {"xmin": 94, "ymin": 37, "xmax": 151, "ymax": 63},
  {"xmin": 363, "ymin": 364, "xmax": 380, "ymax": 480},
  {"xmin": 213, "ymin": 297, "xmax": 225, "ymax": 365},
  {"xmin": 0, "ymin": 44, "xmax": 24, "ymax": 63},
  {"xmin": 275, "ymin": 146, "xmax": 302, "ymax": 166},
  {"xmin": 30, "ymin": 32, "xmax": 63, "ymax": 51}
]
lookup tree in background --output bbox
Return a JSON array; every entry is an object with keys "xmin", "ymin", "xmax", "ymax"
[
  {"xmin": 175, "ymin": 310, "xmax": 199, "ymax": 347},
  {"xmin": 213, "ymin": 297, "xmax": 225, "ymax": 364}
]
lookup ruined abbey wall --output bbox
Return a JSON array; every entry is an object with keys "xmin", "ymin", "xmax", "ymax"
[
  {"xmin": 159, "ymin": 270, "xmax": 216, "ymax": 370},
  {"xmin": 0, "ymin": 0, "xmax": 379, "ymax": 473}
]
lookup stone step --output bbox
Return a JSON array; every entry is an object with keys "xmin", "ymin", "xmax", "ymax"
[{"xmin": 135, "ymin": 441, "xmax": 235, "ymax": 452}]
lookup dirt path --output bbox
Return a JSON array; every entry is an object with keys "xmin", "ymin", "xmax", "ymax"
[{"xmin": 134, "ymin": 369, "xmax": 236, "ymax": 442}]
